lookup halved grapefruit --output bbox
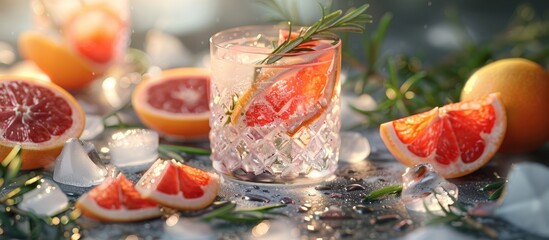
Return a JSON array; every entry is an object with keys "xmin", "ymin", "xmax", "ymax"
[
  {"xmin": 18, "ymin": 32, "xmax": 99, "ymax": 90},
  {"xmin": 135, "ymin": 159, "xmax": 219, "ymax": 210},
  {"xmin": 63, "ymin": 3, "xmax": 127, "ymax": 64},
  {"xmin": 379, "ymin": 93, "xmax": 506, "ymax": 178},
  {"xmin": 132, "ymin": 68, "xmax": 211, "ymax": 140},
  {"xmin": 229, "ymin": 33, "xmax": 340, "ymax": 135},
  {"xmin": 76, "ymin": 173, "xmax": 162, "ymax": 222},
  {"xmin": 0, "ymin": 76, "xmax": 85, "ymax": 169}
]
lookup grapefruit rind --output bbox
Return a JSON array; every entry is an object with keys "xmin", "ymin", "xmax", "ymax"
[
  {"xmin": 76, "ymin": 197, "xmax": 162, "ymax": 222},
  {"xmin": 132, "ymin": 68, "xmax": 211, "ymax": 140},
  {"xmin": 380, "ymin": 93, "xmax": 506, "ymax": 178},
  {"xmin": 0, "ymin": 76, "xmax": 85, "ymax": 169},
  {"xmin": 135, "ymin": 160, "xmax": 219, "ymax": 211}
]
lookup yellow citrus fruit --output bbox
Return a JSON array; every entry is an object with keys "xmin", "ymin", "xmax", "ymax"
[
  {"xmin": 380, "ymin": 93, "xmax": 506, "ymax": 178},
  {"xmin": 0, "ymin": 76, "xmax": 85, "ymax": 169},
  {"xmin": 131, "ymin": 68, "xmax": 211, "ymax": 140},
  {"xmin": 461, "ymin": 58, "xmax": 549, "ymax": 153},
  {"xmin": 18, "ymin": 31, "xmax": 100, "ymax": 90}
]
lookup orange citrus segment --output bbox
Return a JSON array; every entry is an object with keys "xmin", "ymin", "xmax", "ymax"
[
  {"xmin": 131, "ymin": 68, "xmax": 210, "ymax": 140},
  {"xmin": 135, "ymin": 159, "xmax": 219, "ymax": 210},
  {"xmin": 0, "ymin": 76, "xmax": 85, "ymax": 169},
  {"xmin": 380, "ymin": 93, "xmax": 506, "ymax": 178},
  {"xmin": 18, "ymin": 31, "xmax": 100, "ymax": 90},
  {"xmin": 76, "ymin": 173, "xmax": 162, "ymax": 222},
  {"xmin": 64, "ymin": 3, "xmax": 126, "ymax": 64}
]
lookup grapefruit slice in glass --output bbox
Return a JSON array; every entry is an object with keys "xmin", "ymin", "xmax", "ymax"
[
  {"xmin": 0, "ymin": 76, "xmax": 85, "ymax": 169},
  {"xmin": 132, "ymin": 68, "xmax": 210, "ymax": 140},
  {"xmin": 135, "ymin": 159, "xmax": 219, "ymax": 210},
  {"xmin": 76, "ymin": 173, "xmax": 162, "ymax": 222},
  {"xmin": 379, "ymin": 93, "xmax": 507, "ymax": 178}
]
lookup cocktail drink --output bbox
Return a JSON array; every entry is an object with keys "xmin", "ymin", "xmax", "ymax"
[
  {"xmin": 209, "ymin": 25, "xmax": 341, "ymax": 184},
  {"xmin": 20, "ymin": 0, "xmax": 129, "ymax": 90}
]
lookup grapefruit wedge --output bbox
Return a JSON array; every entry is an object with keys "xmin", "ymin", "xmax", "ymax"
[
  {"xmin": 76, "ymin": 173, "xmax": 162, "ymax": 222},
  {"xmin": 132, "ymin": 68, "xmax": 210, "ymax": 140},
  {"xmin": 379, "ymin": 93, "xmax": 506, "ymax": 178},
  {"xmin": 0, "ymin": 76, "xmax": 85, "ymax": 169},
  {"xmin": 136, "ymin": 159, "xmax": 219, "ymax": 210}
]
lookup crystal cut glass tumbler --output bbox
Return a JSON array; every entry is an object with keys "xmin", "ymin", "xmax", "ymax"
[{"xmin": 209, "ymin": 25, "xmax": 341, "ymax": 184}]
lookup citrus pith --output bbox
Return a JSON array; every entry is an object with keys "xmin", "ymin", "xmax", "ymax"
[
  {"xmin": 132, "ymin": 68, "xmax": 211, "ymax": 140},
  {"xmin": 135, "ymin": 159, "xmax": 219, "ymax": 210},
  {"xmin": 461, "ymin": 58, "xmax": 549, "ymax": 153},
  {"xmin": 380, "ymin": 93, "xmax": 506, "ymax": 178},
  {"xmin": 76, "ymin": 173, "xmax": 162, "ymax": 222},
  {"xmin": 0, "ymin": 76, "xmax": 85, "ymax": 169}
]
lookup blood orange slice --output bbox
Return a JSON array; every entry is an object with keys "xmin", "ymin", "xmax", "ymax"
[
  {"xmin": 230, "ymin": 34, "xmax": 340, "ymax": 135},
  {"xmin": 76, "ymin": 173, "xmax": 162, "ymax": 222},
  {"xmin": 0, "ymin": 76, "xmax": 85, "ymax": 169},
  {"xmin": 64, "ymin": 3, "xmax": 126, "ymax": 64},
  {"xmin": 132, "ymin": 68, "xmax": 210, "ymax": 140},
  {"xmin": 135, "ymin": 159, "xmax": 219, "ymax": 210},
  {"xmin": 379, "ymin": 93, "xmax": 506, "ymax": 178}
]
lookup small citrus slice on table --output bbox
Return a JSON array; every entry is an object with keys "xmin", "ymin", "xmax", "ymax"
[
  {"xmin": 229, "ymin": 34, "xmax": 340, "ymax": 135},
  {"xmin": 76, "ymin": 173, "xmax": 162, "ymax": 222},
  {"xmin": 132, "ymin": 68, "xmax": 211, "ymax": 140},
  {"xmin": 18, "ymin": 32, "xmax": 99, "ymax": 90},
  {"xmin": 63, "ymin": 3, "xmax": 127, "ymax": 64},
  {"xmin": 135, "ymin": 159, "xmax": 219, "ymax": 210},
  {"xmin": 379, "ymin": 93, "xmax": 506, "ymax": 178},
  {"xmin": 0, "ymin": 76, "xmax": 85, "ymax": 169}
]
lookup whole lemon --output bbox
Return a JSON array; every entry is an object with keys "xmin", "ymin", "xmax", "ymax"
[{"xmin": 461, "ymin": 58, "xmax": 549, "ymax": 153}]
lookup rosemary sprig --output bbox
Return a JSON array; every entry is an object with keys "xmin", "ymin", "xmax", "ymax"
[
  {"xmin": 200, "ymin": 201, "xmax": 287, "ymax": 224},
  {"xmin": 0, "ymin": 146, "xmax": 81, "ymax": 239},
  {"xmin": 480, "ymin": 179, "xmax": 507, "ymax": 200},
  {"xmin": 158, "ymin": 144, "xmax": 211, "ymax": 162},
  {"xmin": 363, "ymin": 184, "xmax": 403, "ymax": 201},
  {"xmin": 261, "ymin": 4, "xmax": 372, "ymax": 65}
]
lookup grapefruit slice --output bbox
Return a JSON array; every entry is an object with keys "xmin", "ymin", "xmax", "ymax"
[
  {"xmin": 64, "ymin": 3, "xmax": 126, "ymax": 64},
  {"xmin": 18, "ymin": 32, "xmax": 99, "ymax": 90},
  {"xmin": 132, "ymin": 68, "xmax": 211, "ymax": 140},
  {"xmin": 229, "ymin": 33, "xmax": 340, "ymax": 135},
  {"xmin": 0, "ymin": 76, "xmax": 85, "ymax": 169},
  {"xmin": 76, "ymin": 173, "xmax": 162, "ymax": 222},
  {"xmin": 379, "ymin": 93, "xmax": 506, "ymax": 178},
  {"xmin": 135, "ymin": 159, "xmax": 219, "ymax": 210}
]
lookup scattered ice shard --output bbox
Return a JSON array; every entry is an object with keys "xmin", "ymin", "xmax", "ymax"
[
  {"xmin": 18, "ymin": 179, "xmax": 69, "ymax": 216},
  {"xmin": 400, "ymin": 163, "xmax": 458, "ymax": 214},
  {"xmin": 400, "ymin": 225, "xmax": 474, "ymax": 240},
  {"xmin": 339, "ymin": 131, "xmax": 371, "ymax": 163},
  {"xmin": 495, "ymin": 162, "xmax": 549, "ymax": 238},
  {"xmin": 108, "ymin": 129, "xmax": 159, "ymax": 171},
  {"xmin": 80, "ymin": 114, "xmax": 104, "ymax": 140},
  {"xmin": 53, "ymin": 138, "xmax": 107, "ymax": 187},
  {"xmin": 162, "ymin": 216, "xmax": 215, "ymax": 240}
]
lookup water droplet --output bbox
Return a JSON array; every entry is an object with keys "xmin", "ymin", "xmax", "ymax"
[
  {"xmin": 345, "ymin": 184, "xmax": 366, "ymax": 192},
  {"xmin": 262, "ymin": 189, "xmax": 270, "ymax": 193},
  {"xmin": 349, "ymin": 177, "xmax": 363, "ymax": 182},
  {"xmin": 318, "ymin": 206, "xmax": 353, "ymax": 220},
  {"xmin": 280, "ymin": 197, "xmax": 295, "ymax": 204},
  {"xmin": 353, "ymin": 205, "xmax": 374, "ymax": 214},
  {"xmin": 245, "ymin": 188, "xmax": 252, "ymax": 193},
  {"xmin": 329, "ymin": 193, "xmax": 344, "ymax": 199},
  {"xmin": 243, "ymin": 194, "xmax": 270, "ymax": 203},
  {"xmin": 370, "ymin": 214, "xmax": 401, "ymax": 225},
  {"xmin": 253, "ymin": 186, "xmax": 260, "ymax": 190},
  {"xmin": 303, "ymin": 203, "xmax": 312, "ymax": 208},
  {"xmin": 306, "ymin": 224, "xmax": 318, "ymax": 233},
  {"xmin": 303, "ymin": 215, "xmax": 313, "ymax": 222},
  {"xmin": 234, "ymin": 193, "xmax": 241, "ymax": 198},
  {"xmin": 393, "ymin": 219, "xmax": 412, "ymax": 231},
  {"xmin": 298, "ymin": 206, "xmax": 309, "ymax": 213}
]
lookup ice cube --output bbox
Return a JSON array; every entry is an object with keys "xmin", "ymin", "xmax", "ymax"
[
  {"xmin": 339, "ymin": 131, "xmax": 370, "ymax": 163},
  {"xmin": 400, "ymin": 225, "xmax": 475, "ymax": 240},
  {"xmin": 53, "ymin": 138, "xmax": 107, "ymax": 187},
  {"xmin": 108, "ymin": 129, "xmax": 159, "ymax": 171},
  {"xmin": 80, "ymin": 114, "xmax": 104, "ymax": 140},
  {"xmin": 162, "ymin": 216, "xmax": 215, "ymax": 240},
  {"xmin": 401, "ymin": 163, "xmax": 458, "ymax": 215},
  {"xmin": 18, "ymin": 179, "xmax": 69, "ymax": 216}
]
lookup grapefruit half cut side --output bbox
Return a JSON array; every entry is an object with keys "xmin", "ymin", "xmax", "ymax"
[
  {"xmin": 76, "ymin": 173, "xmax": 162, "ymax": 222},
  {"xmin": 135, "ymin": 159, "xmax": 219, "ymax": 210},
  {"xmin": 132, "ymin": 68, "xmax": 211, "ymax": 140},
  {"xmin": 0, "ymin": 76, "xmax": 85, "ymax": 169},
  {"xmin": 379, "ymin": 93, "xmax": 506, "ymax": 178}
]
